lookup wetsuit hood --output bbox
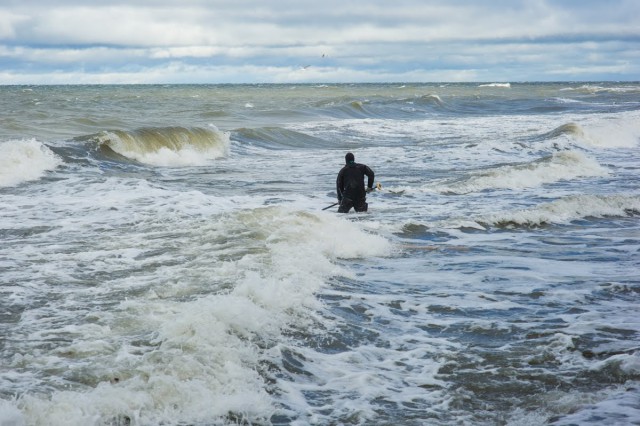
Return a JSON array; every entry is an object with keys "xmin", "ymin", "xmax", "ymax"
[{"xmin": 345, "ymin": 152, "xmax": 355, "ymax": 165}]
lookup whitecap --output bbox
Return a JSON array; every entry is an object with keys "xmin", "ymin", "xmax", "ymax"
[
  {"xmin": 435, "ymin": 150, "xmax": 608, "ymax": 194},
  {"xmin": 0, "ymin": 139, "xmax": 61, "ymax": 188},
  {"xmin": 478, "ymin": 83, "xmax": 511, "ymax": 88},
  {"xmin": 480, "ymin": 194, "xmax": 640, "ymax": 227}
]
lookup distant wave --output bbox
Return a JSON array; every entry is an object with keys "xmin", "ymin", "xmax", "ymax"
[
  {"xmin": 560, "ymin": 85, "xmax": 604, "ymax": 94},
  {"xmin": 309, "ymin": 93, "xmax": 450, "ymax": 119},
  {"xmin": 437, "ymin": 151, "xmax": 608, "ymax": 194},
  {"xmin": 0, "ymin": 139, "xmax": 61, "ymax": 187},
  {"xmin": 312, "ymin": 97, "xmax": 376, "ymax": 119},
  {"xmin": 233, "ymin": 127, "xmax": 331, "ymax": 149},
  {"xmin": 350, "ymin": 100, "xmax": 367, "ymax": 112},
  {"xmin": 478, "ymin": 83, "xmax": 511, "ymax": 88},
  {"xmin": 479, "ymin": 194, "xmax": 640, "ymax": 228},
  {"xmin": 413, "ymin": 94, "xmax": 444, "ymax": 106},
  {"xmin": 87, "ymin": 126, "xmax": 230, "ymax": 166},
  {"xmin": 560, "ymin": 84, "xmax": 640, "ymax": 94},
  {"xmin": 333, "ymin": 100, "xmax": 372, "ymax": 118}
]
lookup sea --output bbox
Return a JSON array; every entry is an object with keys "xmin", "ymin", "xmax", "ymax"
[{"xmin": 0, "ymin": 82, "xmax": 639, "ymax": 426}]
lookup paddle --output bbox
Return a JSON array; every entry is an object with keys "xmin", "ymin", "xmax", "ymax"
[
  {"xmin": 322, "ymin": 182, "xmax": 382, "ymax": 210},
  {"xmin": 322, "ymin": 202, "xmax": 340, "ymax": 211}
]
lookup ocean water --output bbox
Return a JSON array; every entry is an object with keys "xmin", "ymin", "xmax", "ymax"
[{"xmin": 0, "ymin": 82, "xmax": 639, "ymax": 426}]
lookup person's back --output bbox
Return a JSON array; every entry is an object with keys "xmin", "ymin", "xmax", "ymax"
[{"xmin": 336, "ymin": 152, "xmax": 374, "ymax": 213}]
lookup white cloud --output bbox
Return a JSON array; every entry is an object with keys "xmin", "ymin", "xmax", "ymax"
[
  {"xmin": 0, "ymin": 10, "xmax": 30, "ymax": 38},
  {"xmin": 0, "ymin": 0, "xmax": 639, "ymax": 83}
]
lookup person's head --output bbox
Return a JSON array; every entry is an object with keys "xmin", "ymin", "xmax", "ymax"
[{"xmin": 345, "ymin": 152, "xmax": 355, "ymax": 164}]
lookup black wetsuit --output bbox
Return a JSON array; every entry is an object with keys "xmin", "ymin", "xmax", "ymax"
[{"xmin": 336, "ymin": 162, "xmax": 374, "ymax": 213}]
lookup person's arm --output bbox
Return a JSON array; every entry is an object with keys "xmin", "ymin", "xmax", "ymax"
[
  {"xmin": 364, "ymin": 165, "xmax": 374, "ymax": 189},
  {"xmin": 336, "ymin": 169, "xmax": 344, "ymax": 201}
]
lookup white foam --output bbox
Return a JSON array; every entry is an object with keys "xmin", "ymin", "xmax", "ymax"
[
  {"xmin": 481, "ymin": 194, "xmax": 640, "ymax": 226},
  {"xmin": 621, "ymin": 354, "xmax": 640, "ymax": 375},
  {"xmin": 579, "ymin": 116, "xmax": 640, "ymax": 148},
  {"xmin": 436, "ymin": 150, "xmax": 609, "ymax": 194},
  {"xmin": 120, "ymin": 144, "xmax": 228, "ymax": 166},
  {"xmin": 478, "ymin": 83, "xmax": 511, "ymax": 88},
  {"xmin": 549, "ymin": 385, "xmax": 640, "ymax": 425},
  {"xmin": 3, "ymin": 204, "xmax": 392, "ymax": 425},
  {"xmin": 0, "ymin": 139, "xmax": 61, "ymax": 187},
  {"xmin": 0, "ymin": 400, "xmax": 24, "ymax": 426},
  {"xmin": 562, "ymin": 84, "xmax": 640, "ymax": 94}
]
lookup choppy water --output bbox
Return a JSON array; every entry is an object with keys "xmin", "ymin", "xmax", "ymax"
[{"xmin": 1, "ymin": 83, "xmax": 639, "ymax": 425}]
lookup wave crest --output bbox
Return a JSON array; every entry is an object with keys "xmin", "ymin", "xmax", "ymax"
[
  {"xmin": 534, "ymin": 117, "xmax": 640, "ymax": 148},
  {"xmin": 234, "ymin": 127, "xmax": 330, "ymax": 149},
  {"xmin": 415, "ymin": 94, "xmax": 444, "ymax": 106},
  {"xmin": 92, "ymin": 126, "xmax": 230, "ymax": 166},
  {"xmin": 543, "ymin": 122, "xmax": 585, "ymax": 140},
  {"xmin": 0, "ymin": 139, "xmax": 61, "ymax": 187},
  {"xmin": 437, "ymin": 151, "xmax": 608, "ymax": 194},
  {"xmin": 480, "ymin": 194, "xmax": 640, "ymax": 228},
  {"xmin": 478, "ymin": 83, "xmax": 511, "ymax": 88}
]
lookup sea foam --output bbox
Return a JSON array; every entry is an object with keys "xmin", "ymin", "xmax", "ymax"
[
  {"xmin": 478, "ymin": 83, "xmax": 511, "ymax": 88},
  {"xmin": 480, "ymin": 194, "xmax": 640, "ymax": 227},
  {"xmin": 0, "ymin": 139, "xmax": 61, "ymax": 188},
  {"xmin": 8, "ymin": 205, "xmax": 393, "ymax": 425},
  {"xmin": 580, "ymin": 117, "xmax": 640, "ymax": 148},
  {"xmin": 436, "ymin": 150, "xmax": 608, "ymax": 194}
]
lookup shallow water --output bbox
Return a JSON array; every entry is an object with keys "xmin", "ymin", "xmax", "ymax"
[{"xmin": 1, "ymin": 83, "xmax": 639, "ymax": 425}]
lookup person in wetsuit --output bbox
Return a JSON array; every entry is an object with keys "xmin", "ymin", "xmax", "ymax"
[{"xmin": 336, "ymin": 152, "xmax": 375, "ymax": 213}]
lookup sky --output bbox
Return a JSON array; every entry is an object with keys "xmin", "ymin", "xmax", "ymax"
[{"xmin": 0, "ymin": 0, "xmax": 639, "ymax": 84}]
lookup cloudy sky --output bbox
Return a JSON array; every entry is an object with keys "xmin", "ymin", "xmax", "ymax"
[{"xmin": 1, "ymin": 0, "xmax": 638, "ymax": 84}]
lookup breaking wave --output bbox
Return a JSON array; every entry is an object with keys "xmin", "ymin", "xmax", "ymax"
[
  {"xmin": 535, "ymin": 118, "xmax": 640, "ymax": 148},
  {"xmin": 479, "ymin": 194, "xmax": 640, "ymax": 228},
  {"xmin": 478, "ymin": 83, "xmax": 511, "ymax": 88},
  {"xmin": 0, "ymin": 139, "xmax": 61, "ymax": 188},
  {"xmin": 89, "ymin": 126, "xmax": 230, "ymax": 166},
  {"xmin": 561, "ymin": 84, "xmax": 640, "ymax": 95},
  {"xmin": 7, "ymin": 205, "xmax": 393, "ymax": 425},
  {"xmin": 541, "ymin": 122, "xmax": 585, "ymax": 140},
  {"xmin": 414, "ymin": 94, "xmax": 444, "ymax": 105},
  {"xmin": 437, "ymin": 151, "xmax": 608, "ymax": 194}
]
